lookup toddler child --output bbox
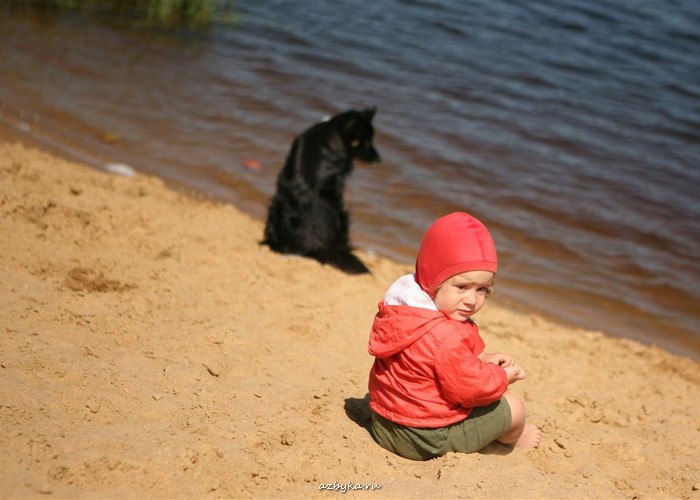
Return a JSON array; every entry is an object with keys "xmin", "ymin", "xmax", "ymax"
[{"xmin": 367, "ymin": 212, "xmax": 541, "ymax": 460}]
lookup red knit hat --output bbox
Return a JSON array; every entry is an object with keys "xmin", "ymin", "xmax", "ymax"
[{"xmin": 415, "ymin": 212, "xmax": 498, "ymax": 297}]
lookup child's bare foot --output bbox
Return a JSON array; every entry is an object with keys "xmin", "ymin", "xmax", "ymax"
[{"xmin": 515, "ymin": 424, "xmax": 542, "ymax": 449}]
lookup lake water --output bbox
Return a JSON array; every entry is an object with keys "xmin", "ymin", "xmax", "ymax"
[{"xmin": 1, "ymin": 0, "xmax": 699, "ymax": 358}]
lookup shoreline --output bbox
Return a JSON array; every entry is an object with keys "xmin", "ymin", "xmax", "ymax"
[
  {"xmin": 1, "ymin": 137, "xmax": 699, "ymax": 498},
  {"xmin": 2, "ymin": 119, "xmax": 697, "ymax": 361}
]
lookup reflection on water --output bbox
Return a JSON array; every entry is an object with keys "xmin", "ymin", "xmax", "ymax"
[{"xmin": 1, "ymin": 0, "xmax": 699, "ymax": 358}]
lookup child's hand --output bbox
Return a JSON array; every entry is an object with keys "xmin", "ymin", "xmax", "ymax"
[
  {"xmin": 504, "ymin": 365, "xmax": 526, "ymax": 384},
  {"xmin": 481, "ymin": 352, "xmax": 515, "ymax": 367}
]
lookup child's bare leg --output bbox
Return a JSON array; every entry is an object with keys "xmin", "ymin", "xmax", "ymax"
[{"xmin": 498, "ymin": 392, "xmax": 541, "ymax": 449}]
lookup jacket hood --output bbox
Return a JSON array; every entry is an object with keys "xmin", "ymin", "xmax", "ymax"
[{"xmin": 368, "ymin": 302, "xmax": 447, "ymax": 358}]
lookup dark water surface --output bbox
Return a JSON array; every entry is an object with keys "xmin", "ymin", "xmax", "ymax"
[{"xmin": 2, "ymin": 1, "xmax": 699, "ymax": 358}]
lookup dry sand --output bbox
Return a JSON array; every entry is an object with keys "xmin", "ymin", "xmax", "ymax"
[{"xmin": 1, "ymin": 137, "xmax": 699, "ymax": 499}]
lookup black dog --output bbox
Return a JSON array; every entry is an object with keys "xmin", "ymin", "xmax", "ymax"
[{"xmin": 262, "ymin": 108, "xmax": 380, "ymax": 274}]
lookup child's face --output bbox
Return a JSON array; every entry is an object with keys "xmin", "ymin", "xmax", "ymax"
[{"xmin": 433, "ymin": 270, "xmax": 495, "ymax": 322}]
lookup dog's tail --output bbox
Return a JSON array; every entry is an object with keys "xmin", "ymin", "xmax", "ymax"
[{"xmin": 308, "ymin": 249, "xmax": 370, "ymax": 275}]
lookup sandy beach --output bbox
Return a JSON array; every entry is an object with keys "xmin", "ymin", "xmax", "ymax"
[{"xmin": 1, "ymin": 135, "xmax": 699, "ymax": 499}]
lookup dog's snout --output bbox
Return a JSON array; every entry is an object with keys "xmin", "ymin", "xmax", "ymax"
[{"xmin": 361, "ymin": 146, "xmax": 381, "ymax": 164}]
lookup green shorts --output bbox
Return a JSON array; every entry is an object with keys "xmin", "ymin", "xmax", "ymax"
[{"xmin": 370, "ymin": 398, "xmax": 512, "ymax": 461}]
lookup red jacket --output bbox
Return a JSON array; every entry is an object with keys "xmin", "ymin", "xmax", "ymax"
[{"xmin": 368, "ymin": 301, "xmax": 508, "ymax": 428}]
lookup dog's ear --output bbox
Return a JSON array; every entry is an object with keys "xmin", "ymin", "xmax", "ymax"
[{"xmin": 337, "ymin": 108, "xmax": 376, "ymax": 131}]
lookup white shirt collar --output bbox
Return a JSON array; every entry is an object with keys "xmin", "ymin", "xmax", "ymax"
[{"xmin": 384, "ymin": 273, "xmax": 438, "ymax": 311}]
